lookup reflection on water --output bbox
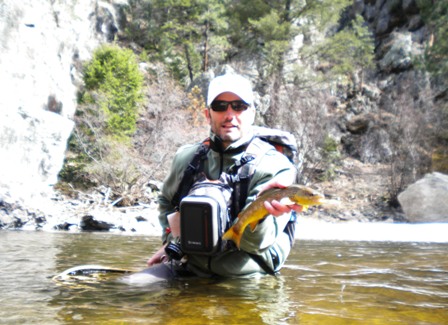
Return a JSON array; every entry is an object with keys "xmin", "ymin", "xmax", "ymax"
[{"xmin": 1, "ymin": 229, "xmax": 447, "ymax": 324}]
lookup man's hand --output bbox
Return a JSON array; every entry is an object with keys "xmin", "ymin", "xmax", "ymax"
[
  {"xmin": 147, "ymin": 211, "xmax": 181, "ymax": 267},
  {"xmin": 147, "ymin": 245, "xmax": 168, "ymax": 267},
  {"xmin": 263, "ymin": 199, "xmax": 303, "ymax": 216},
  {"xmin": 167, "ymin": 211, "xmax": 180, "ymax": 237},
  {"xmin": 258, "ymin": 176, "xmax": 303, "ymax": 217}
]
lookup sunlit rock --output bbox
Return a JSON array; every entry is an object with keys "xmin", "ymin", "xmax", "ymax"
[
  {"xmin": 398, "ymin": 172, "xmax": 448, "ymax": 222},
  {"xmin": 378, "ymin": 32, "xmax": 413, "ymax": 73},
  {"xmin": 0, "ymin": 0, "xmax": 121, "ymax": 209},
  {"xmin": 346, "ymin": 114, "xmax": 372, "ymax": 134}
]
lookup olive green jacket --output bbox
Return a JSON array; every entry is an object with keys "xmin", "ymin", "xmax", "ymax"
[{"xmin": 157, "ymin": 128, "xmax": 297, "ymax": 276}]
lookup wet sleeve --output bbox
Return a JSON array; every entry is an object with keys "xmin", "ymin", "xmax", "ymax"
[
  {"xmin": 157, "ymin": 144, "xmax": 198, "ymax": 243},
  {"xmin": 238, "ymin": 212, "xmax": 292, "ymax": 254}
]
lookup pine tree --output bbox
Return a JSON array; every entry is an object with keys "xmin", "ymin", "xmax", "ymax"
[
  {"xmin": 316, "ymin": 14, "xmax": 374, "ymax": 89},
  {"xmin": 83, "ymin": 44, "xmax": 144, "ymax": 138},
  {"xmin": 145, "ymin": 0, "xmax": 229, "ymax": 83},
  {"xmin": 417, "ymin": 0, "xmax": 448, "ymax": 82}
]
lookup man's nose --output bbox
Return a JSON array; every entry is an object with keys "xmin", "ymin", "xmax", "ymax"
[{"xmin": 224, "ymin": 103, "xmax": 236, "ymax": 115}]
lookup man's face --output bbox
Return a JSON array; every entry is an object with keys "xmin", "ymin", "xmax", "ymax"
[{"xmin": 205, "ymin": 92, "xmax": 255, "ymax": 148}]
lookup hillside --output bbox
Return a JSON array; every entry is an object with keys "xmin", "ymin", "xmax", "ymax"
[{"xmin": 1, "ymin": 0, "xmax": 447, "ymax": 231}]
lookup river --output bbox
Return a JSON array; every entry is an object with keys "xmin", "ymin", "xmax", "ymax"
[{"xmin": 1, "ymin": 222, "xmax": 447, "ymax": 324}]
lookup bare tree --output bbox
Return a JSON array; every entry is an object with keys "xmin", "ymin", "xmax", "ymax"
[{"xmin": 383, "ymin": 75, "xmax": 435, "ymax": 204}]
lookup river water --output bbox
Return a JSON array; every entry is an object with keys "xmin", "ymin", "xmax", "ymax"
[{"xmin": 1, "ymin": 222, "xmax": 447, "ymax": 324}]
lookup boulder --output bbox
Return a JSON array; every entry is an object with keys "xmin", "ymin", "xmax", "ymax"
[
  {"xmin": 80, "ymin": 215, "xmax": 114, "ymax": 231},
  {"xmin": 378, "ymin": 32, "xmax": 413, "ymax": 73},
  {"xmin": 398, "ymin": 172, "xmax": 448, "ymax": 222},
  {"xmin": 346, "ymin": 114, "xmax": 372, "ymax": 134}
]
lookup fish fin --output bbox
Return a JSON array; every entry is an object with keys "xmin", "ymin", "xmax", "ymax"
[
  {"xmin": 249, "ymin": 221, "xmax": 258, "ymax": 231},
  {"xmin": 279, "ymin": 197, "xmax": 295, "ymax": 206},
  {"xmin": 222, "ymin": 227, "xmax": 242, "ymax": 249},
  {"xmin": 302, "ymin": 205, "xmax": 309, "ymax": 211}
]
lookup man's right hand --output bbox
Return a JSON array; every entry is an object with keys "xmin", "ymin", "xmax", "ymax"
[{"xmin": 147, "ymin": 245, "xmax": 168, "ymax": 267}]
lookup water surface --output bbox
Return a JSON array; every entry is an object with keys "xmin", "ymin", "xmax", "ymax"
[{"xmin": 0, "ymin": 228, "xmax": 447, "ymax": 324}]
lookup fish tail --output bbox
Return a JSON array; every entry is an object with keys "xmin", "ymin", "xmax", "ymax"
[{"xmin": 222, "ymin": 227, "xmax": 242, "ymax": 249}]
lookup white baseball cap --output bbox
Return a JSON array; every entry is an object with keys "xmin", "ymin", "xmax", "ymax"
[{"xmin": 207, "ymin": 73, "xmax": 254, "ymax": 106}]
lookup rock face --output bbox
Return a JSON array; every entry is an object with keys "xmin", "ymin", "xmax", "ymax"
[
  {"xmin": 342, "ymin": 0, "xmax": 430, "ymax": 165},
  {"xmin": 398, "ymin": 173, "xmax": 448, "ymax": 222},
  {"xmin": 0, "ymin": 0, "xmax": 122, "ymax": 208}
]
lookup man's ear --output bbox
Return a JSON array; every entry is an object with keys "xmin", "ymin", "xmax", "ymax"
[{"xmin": 204, "ymin": 108, "xmax": 211, "ymax": 123}]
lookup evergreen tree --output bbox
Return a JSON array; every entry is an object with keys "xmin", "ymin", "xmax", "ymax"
[
  {"xmin": 248, "ymin": 10, "xmax": 293, "ymax": 76},
  {"xmin": 417, "ymin": 0, "xmax": 448, "ymax": 82},
  {"xmin": 59, "ymin": 45, "xmax": 144, "ymax": 193},
  {"xmin": 417, "ymin": 0, "xmax": 448, "ymax": 171},
  {"xmin": 227, "ymin": 0, "xmax": 353, "ymax": 79},
  {"xmin": 315, "ymin": 14, "xmax": 374, "ymax": 88},
  {"xmin": 145, "ymin": 0, "xmax": 229, "ymax": 83},
  {"xmin": 226, "ymin": 0, "xmax": 354, "ymax": 126},
  {"xmin": 83, "ymin": 44, "xmax": 144, "ymax": 138}
]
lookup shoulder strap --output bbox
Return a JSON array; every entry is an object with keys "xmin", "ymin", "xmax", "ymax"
[
  {"xmin": 230, "ymin": 136, "xmax": 298, "ymax": 249},
  {"xmin": 171, "ymin": 138, "xmax": 210, "ymax": 209},
  {"xmin": 228, "ymin": 137, "xmax": 275, "ymax": 218}
]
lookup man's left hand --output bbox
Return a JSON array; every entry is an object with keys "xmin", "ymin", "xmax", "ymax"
[
  {"xmin": 258, "ymin": 177, "xmax": 303, "ymax": 217},
  {"xmin": 264, "ymin": 199, "xmax": 303, "ymax": 217}
]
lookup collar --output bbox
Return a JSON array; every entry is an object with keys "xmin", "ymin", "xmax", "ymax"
[{"xmin": 209, "ymin": 129, "xmax": 255, "ymax": 154}]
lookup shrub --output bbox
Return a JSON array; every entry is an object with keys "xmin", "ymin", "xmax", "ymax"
[
  {"xmin": 82, "ymin": 44, "xmax": 144, "ymax": 139},
  {"xmin": 318, "ymin": 135, "xmax": 342, "ymax": 181},
  {"xmin": 58, "ymin": 44, "xmax": 145, "ymax": 200}
]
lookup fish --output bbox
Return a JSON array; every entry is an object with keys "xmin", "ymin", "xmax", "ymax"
[
  {"xmin": 52, "ymin": 264, "xmax": 132, "ymax": 280},
  {"xmin": 222, "ymin": 184, "xmax": 326, "ymax": 249},
  {"xmin": 53, "ymin": 264, "xmax": 178, "ymax": 286}
]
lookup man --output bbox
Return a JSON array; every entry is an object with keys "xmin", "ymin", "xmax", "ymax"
[{"xmin": 147, "ymin": 73, "xmax": 301, "ymax": 277}]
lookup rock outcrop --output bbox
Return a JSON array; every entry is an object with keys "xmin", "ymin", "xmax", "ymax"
[
  {"xmin": 342, "ymin": 0, "xmax": 430, "ymax": 165},
  {"xmin": 0, "ymin": 0, "xmax": 122, "ymax": 209}
]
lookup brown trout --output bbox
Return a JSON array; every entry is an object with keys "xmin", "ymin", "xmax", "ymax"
[{"xmin": 222, "ymin": 184, "xmax": 325, "ymax": 248}]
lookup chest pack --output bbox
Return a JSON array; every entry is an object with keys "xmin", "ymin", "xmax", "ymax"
[
  {"xmin": 179, "ymin": 174, "xmax": 233, "ymax": 256},
  {"xmin": 172, "ymin": 126, "xmax": 298, "ymax": 256}
]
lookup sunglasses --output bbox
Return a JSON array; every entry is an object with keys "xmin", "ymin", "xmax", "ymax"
[{"xmin": 210, "ymin": 100, "xmax": 249, "ymax": 112}]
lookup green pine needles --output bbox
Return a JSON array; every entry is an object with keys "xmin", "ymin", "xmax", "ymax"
[
  {"xmin": 82, "ymin": 44, "xmax": 144, "ymax": 139},
  {"xmin": 58, "ymin": 44, "xmax": 144, "ymax": 194}
]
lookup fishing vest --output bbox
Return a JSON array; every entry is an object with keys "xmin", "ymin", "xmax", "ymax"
[
  {"xmin": 171, "ymin": 126, "xmax": 299, "ymax": 246},
  {"xmin": 169, "ymin": 127, "xmax": 299, "ymax": 275}
]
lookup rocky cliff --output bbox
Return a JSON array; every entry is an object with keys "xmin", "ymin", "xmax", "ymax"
[
  {"xmin": 0, "ymin": 0, "xmax": 123, "ymax": 208},
  {"xmin": 341, "ymin": 0, "xmax": 431, "ymax": 164},
  {"xmin": 0, "ymin": 0, "xmax": 443, "ymax": 227}
]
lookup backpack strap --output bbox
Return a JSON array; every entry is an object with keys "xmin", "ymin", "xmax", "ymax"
[
  {"xmin": 247, "ymin": 253, "xmax": 278, "ymax": 276},
  {"xmin": 284, "ymin": 211, "xmax": 297, "ymax": 248},
  {"xmin": 171, "ymin": 138, "xmax": 210, "ymax": 209},
  {"xmin": 171, "ymin": 134, "xmax": 296, "ymax": 275},
  {"xmin": 229, "ymin": 136, "xmax": 298, "ymax": 250},
  {"xmin": 228, "ymin": 137, "xmax": 276, "ymax": 219}
]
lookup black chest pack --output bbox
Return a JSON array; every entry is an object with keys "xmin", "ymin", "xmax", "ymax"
[{"xmin": 171, "ymin": 126, "xmax": 298, "ymax": 256}]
